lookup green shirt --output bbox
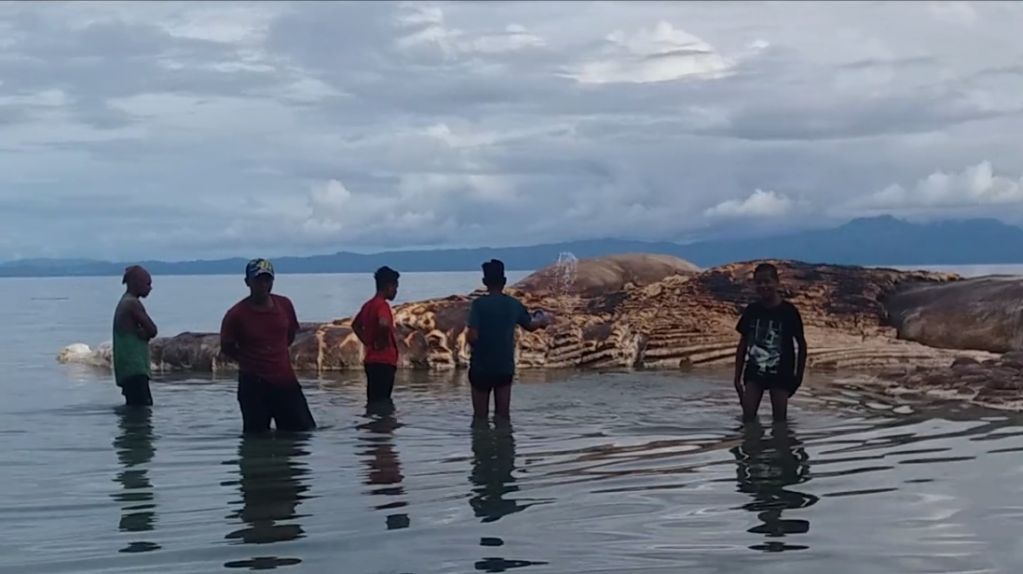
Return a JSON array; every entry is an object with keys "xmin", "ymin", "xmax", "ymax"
[
  {"xmin": 113, "ymin": 327, "xmax": 151, "ymax": 384},
  {"xmin": 468, "ymin": 293, "xmax": 531, "ymax": 376}
]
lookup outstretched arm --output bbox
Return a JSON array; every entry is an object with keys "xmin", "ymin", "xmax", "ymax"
[
  {"xmin": 517, "ymin": 303, "xmax": 546, "ymax": 332},
  {"xmin": 130, "ymin": 299, "xmax": 158, "ymax": 340},
  {"xmin": 521, "ymin": 320, "xmax": 542, "ymax": 333}
]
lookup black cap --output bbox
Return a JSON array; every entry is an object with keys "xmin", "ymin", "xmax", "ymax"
[{"xmin": 482, "ymin": 259, "xmax": 506, "ymax": 283}]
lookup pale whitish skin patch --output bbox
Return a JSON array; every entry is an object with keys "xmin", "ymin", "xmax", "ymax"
[{"xmin": 58, "ymin": 342, "xmax": 112, "ymax": 367}]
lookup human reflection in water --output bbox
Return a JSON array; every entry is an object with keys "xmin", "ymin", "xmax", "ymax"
[
  {"xmin": 731, "ymin": 421, "xmax": 818, "ymax": 552},
  {"xmin": 469, "ymin": 420, "xmax": 535, "ymax": 523},
  {"xmin": 112, "ymin": 406, "xmax": 161, "ymax": 554},
  {"xmin": 224, "ymin": 433, "xmax": 311, "ymax": 569},
  {"xmin": 357, "ymin": 400, "xmax": 410, "ymax": 530}
]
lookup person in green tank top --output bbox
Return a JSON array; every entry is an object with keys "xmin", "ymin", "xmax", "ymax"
[{"xmin": 112, "ymin": 266, "xmax": 158, "ymax": 406}]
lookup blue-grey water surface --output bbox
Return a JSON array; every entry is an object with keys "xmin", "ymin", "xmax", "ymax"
[{"xmin": 3, "ymin": 267, "xmax": 1023, "ymax": 573}]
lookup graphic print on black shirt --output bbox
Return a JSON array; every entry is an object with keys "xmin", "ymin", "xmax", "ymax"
[
  {"xmin": 747, "ymin": 317, "xmax": 783, "ymax": 377},
  {"xmin": 736, "ymin": 301, "xmax": 805, "ymax": 388}
]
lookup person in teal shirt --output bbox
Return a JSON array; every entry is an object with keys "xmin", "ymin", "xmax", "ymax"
[
  {"xmin": 466, "ymin": 259, "xmax": 550, "ymax": 420},
  {"xmin": 112, "ymin": 266, "xmax": 158, "ymax": 406}
]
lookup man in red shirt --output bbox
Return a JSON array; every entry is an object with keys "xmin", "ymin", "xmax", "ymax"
[
  {"xmin": 352, "ymin": 266, "xmax": 400, "ymax": 405},
  {"xmin": 220, "ymin": 258, "xmax": 316, "ymax": 434}
]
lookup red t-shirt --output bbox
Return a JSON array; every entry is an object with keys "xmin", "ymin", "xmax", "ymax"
[
  {"xmin": 220, "ymin": 294, "xmax": 299, "ymax": 385},
  {"xmin": 354, "ymin": 295, "xmax": 398, "ymax": 366}
]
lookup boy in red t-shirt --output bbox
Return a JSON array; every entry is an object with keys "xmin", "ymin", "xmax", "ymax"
[
  {"xmin": 353, "ymin": 266, "xmax": 401, "ymax": 405},
  {"xmin": 220, "ymin": 258, "xmax": 316, "ymax": 434}
]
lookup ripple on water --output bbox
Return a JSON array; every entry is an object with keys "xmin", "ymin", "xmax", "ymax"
[{"xmin": 4, "ymin": 371, "xmax": 1023, "ymax": 573}]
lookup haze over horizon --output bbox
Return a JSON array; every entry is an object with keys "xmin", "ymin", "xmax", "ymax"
[
  {"xmin": 3, "ymin": 1, "xmax": 1023, "ymax": 262},
  {"xmin": 5, "ymin": 216, "xmax": 1023, "ymax": 277}
]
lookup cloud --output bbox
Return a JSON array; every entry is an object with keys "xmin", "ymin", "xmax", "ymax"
[
  {"xmin": 467, "ymin": 25, "xmax": 546, "ymax": 54},
  {"xmin": 704, "ymin": 189, "xmax": 799, "ymax": 219},
  {"xmin": 2, "ymin": 1, "xmax": 1023, "ymax": 260},
  {"xmin": 568, "ymin": 21, "xmax": 733, "ymax": 84},
  {"xmin": 300, "ymin": 178, "xmax": 446, "ymax": 240},
  {"xmin": 225, "ymin": 172, "xmax": 524, "ymax": 252},
  {"xmin": 929, "ymin": 1, "xmax": 979, "ymax": 25},
  {"xmin": 395, "ymin": 4, "xmax": 544, "ymax": 58},
  {"xmin": 849, "ymin": 161, "xmax": 1023, "ymax": 215}
]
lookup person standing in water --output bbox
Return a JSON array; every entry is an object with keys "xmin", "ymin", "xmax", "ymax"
[
  {"xmin": 733, "ymin": 263, "xmax": 808, "ymax": 422},
  {"xmin": 352, "ymin": 266, "xmax": 401, "ymax": 406},
  {"xmin": 466, "ymin": 259, "xmax": 550, "ymax": 420},
  {"xmin": 220, "ymin": 259, "xmax": 316, "ymax": 434},
  {"xmin": 112, "ymin": 265, "xmax": 158, "ymax": 407}
]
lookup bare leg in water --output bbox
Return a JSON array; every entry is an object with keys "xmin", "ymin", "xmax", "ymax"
[
  {"xmin": 769, "ymin": 388, "xmax": 789, "ymax": 422},
  {"xmin": 742, "ymin": 380, "xmax": 766, "ymax": 421},
  {"xmin": 493, "ymin": 385, "xmax": 512, "ymax": 420},
  {"xmin": 472, "ymin": 387, "xmax": 491, "ymax": 420}
]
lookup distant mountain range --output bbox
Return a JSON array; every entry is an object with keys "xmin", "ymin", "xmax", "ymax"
[{"xmin": 3, "ymin": 216, "xmax": 1023, "ymax": 277}]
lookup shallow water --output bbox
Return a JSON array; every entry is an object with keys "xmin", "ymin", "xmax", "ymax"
[
  {"xmin": 890, "ymin": 263, "xmax": 1023, "ymax": 277},
  {"xmin": 7, "ymin": 370, "xmax": 1023, "ymax": 573},
  {"xmin": 4, "ymin": 271, "xmax": 1023, "ymax": 573}
]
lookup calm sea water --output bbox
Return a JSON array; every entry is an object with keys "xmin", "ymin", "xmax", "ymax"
[
  {"xmin": 890, "ymin": 263, "xmax": 1023, "ymax": 277},
  {"xmin": 3, "ymin": 266, "xmax": 1023, "ymax": 574}
]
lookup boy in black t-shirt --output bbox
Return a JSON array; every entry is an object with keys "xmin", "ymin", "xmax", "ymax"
[{"xmin": 733, "ymin": 263, "xmax": 808, "ymax": 422}]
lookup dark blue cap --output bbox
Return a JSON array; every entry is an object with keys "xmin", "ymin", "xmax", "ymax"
[{"xmin": 245, "ymin": 258, "xmax": 275, "ymax": 280}]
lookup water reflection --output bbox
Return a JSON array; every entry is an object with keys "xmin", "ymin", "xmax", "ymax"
[
  {"xmin": 732, "ymin": 421, "xmax": 818, "ymax": 552},
  {"xmin": 357, "ymin": 400, "xmax": 410, "ymax": 531},
  {"xmin": 224, "ymin": 434, "xmax": 311, "ymax": 570},
  {"xmin": 112, "ymin": 406, "xmax": 161, "ymax": 554},
  {"xmin": 469, "ymin": 421, "xmax": 534, "ymax": 523},
  {"xmin": 469, "ymin": 421, "xmax": 549, "ymax": 573}
]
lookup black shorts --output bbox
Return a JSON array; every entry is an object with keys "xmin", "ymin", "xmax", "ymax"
[
  {"xmin": 364, "ymin": 363, "xmax": 397, "ymax": 403},
  {"xmin": 468, "ymin": 372, "xmax": 514, "ymax": 392},
  {"xmin": 745, "ymin": 375, "xmax": 798, "ymax": 395},
  {"xmin": 118, "ymin": 374, "xmax": 153, "ymax": 407},
  {"xmin": 237, "ymin": 373, "xmax": 316, "ymax": 434}
]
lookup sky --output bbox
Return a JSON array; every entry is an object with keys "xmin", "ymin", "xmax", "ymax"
[{"xmin": 2, "ymin": 1, "xmax": 1023, "ymax": 261}]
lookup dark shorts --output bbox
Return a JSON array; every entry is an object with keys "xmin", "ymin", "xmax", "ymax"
[
  {"xmin": 118, "ymin": 374, "xmax": 153, "ymax": 407},
  {"xmin": 237, "ymin": 373, "xmax": 316, "ymax": 434},
  {"xmin": 745, "ymin": 375, "xmax": 798, "ymax": 395},
  {"xmin": 364, "ymin": 363, "xmax": 397, "ymax": 403},
  {"xmin": 468, "ymin": 372, "xmax": 514, "ymax": 392}
]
